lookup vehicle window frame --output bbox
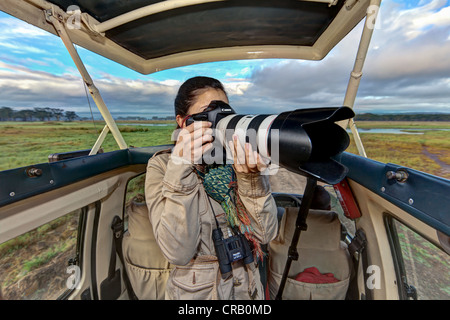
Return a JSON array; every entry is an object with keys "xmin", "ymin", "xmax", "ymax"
[
  {"xmin": 384, "ymin": 214, "xmax": 450, "ymax": 300},
  {"xmin": 0, "ymin": 205, "xmax": 89, "ymax": 300}
]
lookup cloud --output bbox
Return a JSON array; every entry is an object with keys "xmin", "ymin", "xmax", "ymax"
[
  {"xmin": 0, "ymin": 17, "xmax": 54, "ymax": 55},
  {"xmin": 238, "ymin": 0, "xmax": 450, "ymax": 114},
  {"xmin": 0, "ymin": 0, "xmax": 448, "ymax": 118},
  {"xmin": 0, "ymin": 61, "xmax": 178, "ymax": 117},
  {"xmin": 0, "ymin": 17, "xmax": 50, "ymax": 39}
]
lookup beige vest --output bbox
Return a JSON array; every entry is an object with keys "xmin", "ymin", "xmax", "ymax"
[{"xmin": 124, "ymin": 150, "xmax": 278, "ymax": 300}]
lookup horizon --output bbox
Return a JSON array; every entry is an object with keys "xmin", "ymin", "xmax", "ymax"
[
  {"xmin": 2, "ymin": 105, "xmax": 450, "ymax": 122},
  {"xmin": 0, "ymin": 0, "xmax": 449, "ymax": 118}
]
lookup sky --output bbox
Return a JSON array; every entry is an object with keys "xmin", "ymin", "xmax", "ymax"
[{"xmin": 0, "ymin": 0, "xmax": 449, "ymax": 119}]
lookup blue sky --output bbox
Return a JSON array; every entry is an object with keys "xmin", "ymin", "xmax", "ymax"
[{"xmin": 0, "ymin": 0, "xmax": 449, "ymax": 118}]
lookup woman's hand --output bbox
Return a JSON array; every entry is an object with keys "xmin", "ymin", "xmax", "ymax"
[
  {"xmin": 172, "ymin": 121, "xmax": 213, "ymax": 165},
  {"xmin": 228, "ymin": 134, "xmax": 269, "ymax": 174}
]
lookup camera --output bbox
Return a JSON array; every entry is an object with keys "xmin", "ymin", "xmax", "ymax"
[
  {"xmin": 186, "ymin": 100, "xmax": 355, "ymax": 184},
  {"xmin": 212, "ymin": 227, "xmax": 254, "ymax": 279},
  {"xmin": 185, "ymin": 100, "xmax": 236, "ymax": 127}
]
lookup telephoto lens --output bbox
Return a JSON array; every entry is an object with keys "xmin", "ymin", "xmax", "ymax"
[{"xmin": 187, "ymin": 100, "xmax": 354, "ymax": 184}]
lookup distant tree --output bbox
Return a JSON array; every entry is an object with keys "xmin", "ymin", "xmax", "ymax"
[
  {"xmin": 64, "ymin": 111, "xmax": 78, "ymax": 122},
  {"xmin": 15, "ymin": 109, "xmax": 34, "ymax": 121},
  {"xmin": 0, "ymin": 107, "xmax": 14, "ymax": 121},
  {"xmin": 52, "ymin": 108, "xmax": 65, "ymax": 121},
  {"xmin": 33, "ymin": 107, "xmax": 52, "ymax": 121},
  {"xmin": 44, "ymin": 107, "xmax": 54, "ymax": 121}
]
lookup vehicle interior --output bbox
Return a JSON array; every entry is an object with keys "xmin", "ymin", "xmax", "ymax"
[{"xmin": 0, "ymin": 0, "xmax": 449, "ymax": 301}]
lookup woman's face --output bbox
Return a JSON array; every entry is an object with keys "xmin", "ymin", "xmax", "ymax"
[{"xmin": 176, "ymin": 88, "xmax": 229, "ymax": 128}]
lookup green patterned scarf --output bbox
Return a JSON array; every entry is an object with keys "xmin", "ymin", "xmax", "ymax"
[{"xmin": 196, "ymin": 164, "xmax": 264, "ymax": 261}]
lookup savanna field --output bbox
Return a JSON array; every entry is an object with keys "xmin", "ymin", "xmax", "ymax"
[{"xmin": 0, "ymin": 120, "xmax": 449, "ymax": 178}]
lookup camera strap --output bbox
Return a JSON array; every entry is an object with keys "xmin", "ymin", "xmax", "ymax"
[{"xmin": 206, "ymin": 193, "xmax": 222, "ymax": 230}]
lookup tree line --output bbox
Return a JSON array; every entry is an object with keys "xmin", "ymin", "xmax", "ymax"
[
  {"xmin": 0, "ymin": 107, "xmax": 80, "ymax": 122},
  {"xmin": 355, "ymin": 113, "xmax": 450, "ymax": 121}
]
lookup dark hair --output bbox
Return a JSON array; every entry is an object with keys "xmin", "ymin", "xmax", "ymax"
[{"xmin": 174, "ymin": 76, "xmax": 227, "ymax": 118}]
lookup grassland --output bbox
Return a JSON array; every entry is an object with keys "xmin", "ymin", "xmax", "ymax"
[
  {"xmin": 0, "ymin": 121, "xmax": 175, "ymax": 171},
  {"xmin": 1, "ymin": 120, "xmax": 449, "ymax": 179},
  {"xmin": 346, "ymin": 121, "xmax": 450, "ymax": 179}
]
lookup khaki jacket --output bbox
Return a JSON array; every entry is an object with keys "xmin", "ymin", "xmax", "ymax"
[{"xmin": 144, "ymin": 150, "xmax": 278, "ymax": 300}]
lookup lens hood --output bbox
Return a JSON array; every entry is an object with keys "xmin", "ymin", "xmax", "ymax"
[{"xmin": 269, "ymin": 106, "xmax": 355, "ymax": 184}]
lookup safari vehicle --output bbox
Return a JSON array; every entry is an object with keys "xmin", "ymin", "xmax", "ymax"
[{"xmin": 0, "ymin": 0, "xmax": 449, "ymax": 301}]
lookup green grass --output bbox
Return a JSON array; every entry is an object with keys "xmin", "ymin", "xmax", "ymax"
[
  {"xmin": 346, "ymin": 126, "xmax": 450, "ymax": 179},
  {"xmin": 355, "ymin": 121, "xmax": 450, "ymax": 129},
  {"xmin": 0, "ymin": 212, "xmax": 79, "ymax": 288},
  {"xmin": 0, "ymin": 121, "xmax": 175, "ymax": 171},
  {"xmin": 22, "ymin": 239, "xmax": 75, "ymax": 273},
  {"xmin": 1, "ymin": 120, "xmax": 449, "ymax": 179}
]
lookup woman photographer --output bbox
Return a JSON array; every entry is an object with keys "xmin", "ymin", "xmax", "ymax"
[{"xmin": 145, "ymin": 76, "xmax": 278, "ymax": 300}]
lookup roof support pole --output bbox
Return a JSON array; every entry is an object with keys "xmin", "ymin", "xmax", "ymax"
[
  {"xmin": 45, "ymin": 9, "xmax": 128, "ymax": 151},
  {"xmin": 339, "ymin": 0, "xmax": 381, "ymax": 158},
  {"xmin": 94, "ymin": 0, "xmax": 226, "ymax": 34},
  {"xmin": 90, "ymin": 125, "xmax": 110, "ymax": 155}
]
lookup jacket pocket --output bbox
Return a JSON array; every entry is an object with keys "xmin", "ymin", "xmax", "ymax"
[
  {"xmin": 171, "ymin": 263, "xmax": 218, "ymax": 300},
  {"xmin": 125, "ymin": 260, "xmax": 171, "ymax": 300}
]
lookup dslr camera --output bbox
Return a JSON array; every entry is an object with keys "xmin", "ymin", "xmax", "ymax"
[{"xmin": 185, "ymin": 100, "xmax": 236, "ymax": 128}]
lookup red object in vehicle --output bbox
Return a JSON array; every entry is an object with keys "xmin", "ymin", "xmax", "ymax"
[
  {"xmin": 333, "ymin": 178, "xmax": 362, "ymax": 220},
  {"xmin": 295, "ymin": 267, "xmax": 340, "ymax": 284}
]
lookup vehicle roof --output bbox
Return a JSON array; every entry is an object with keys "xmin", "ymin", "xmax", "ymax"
[{"xmin": 0, "ymin": 0, "xmax": 371, "ymax": 74}]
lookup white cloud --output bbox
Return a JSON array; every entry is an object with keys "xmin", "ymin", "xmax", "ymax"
[
  {"xmin": 240, "ymin": 0, "xmax": 450, "ymax": 114},
  {"xmin": 0, "ymin": 41, "xmax": 49, "ymax": 54},
  {"xmin": 0, "ymin": 61, "xmax": 178, "ymax": 116},
  {"xmin": 0, "ymin": 0, "xmax": 449, "ymax": 117},
  {"xmin": 0, "ymin": 17, "xmax": 50, "ymax": 39},
  {"xmin": 159, "ymin": 79, "xmax": 181, "ymax": 86},
  {"xmin": 224, "ymin": 80, "xmax": 252, "ymax": 96}
]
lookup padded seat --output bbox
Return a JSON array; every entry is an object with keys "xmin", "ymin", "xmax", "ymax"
[
  {"xmin": 122, "ymin": 200, "xmax": 172, "ymax": 300},
  {"xmin": 268, "ymin": 207, "xmax": 352, "ymax": 300}
]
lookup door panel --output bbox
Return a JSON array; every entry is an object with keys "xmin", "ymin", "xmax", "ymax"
[
  {"xmin": 0, "ymin": 160, "xmax": 148, "ymax": 299},
  {"xmin": 337, "ymin": 152, "xmax": 450, "ymax": 300}
]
